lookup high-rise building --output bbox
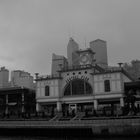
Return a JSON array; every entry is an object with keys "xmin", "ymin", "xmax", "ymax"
[
  {"xmin": 51, "ymin": 53, "xmax": 68, "ymax": 75},
  {"xmin": 11, "ymin": 70, "xmax": 35, "ymax": 89},
  {"xmin": 67, "ymin": 38, "xmax": 79, "ymax": 66},
  {"xmin": 0, "ymin": 67, "xmax": 9, "ymax": 88},
  {"xmin": 90, "ymin": 39, "xmax": 108, "ymax": 68}
]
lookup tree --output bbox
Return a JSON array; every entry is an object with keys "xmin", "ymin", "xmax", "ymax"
[
  {"xmin": 125, "ymin": 89, "xmax": 136, "ymax": 115},
  {"xmin": 123, "ymin": 60, "xmax": 140, "ymax": 81}
]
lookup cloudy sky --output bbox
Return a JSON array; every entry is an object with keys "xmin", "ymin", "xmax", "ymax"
[{"xmin": 0, "ymin": 0, "xmax": 140, "ymax": 76}]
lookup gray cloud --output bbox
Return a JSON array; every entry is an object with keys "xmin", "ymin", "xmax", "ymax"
[
  {"xmin": 0, "ymin": 0, "xmax": 140, "ymax": 75},
  {"xmin": 0, "ymin": 55, "xmax": 14, "ymax": 62}
]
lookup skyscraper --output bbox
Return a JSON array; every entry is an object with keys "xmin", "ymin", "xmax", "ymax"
[
  {"xmin": 67, "ymin": 38, "xmax": 79, "ymax": 66},
  {"xmin": 0, "ymin": 67, "xmax": 9, "ymax": 88},
  {"xmin": 51, "ymin": 53, "xmax": 68, "ymax": 75},
  {"xmin": 90, "ymin": 39, "xmax": 108, "ymax": 68}
]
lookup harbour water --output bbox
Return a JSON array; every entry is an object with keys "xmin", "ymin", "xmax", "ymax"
[{"xmin": 0, "ymin": 137, "xmax": 139, "ymax": 140}]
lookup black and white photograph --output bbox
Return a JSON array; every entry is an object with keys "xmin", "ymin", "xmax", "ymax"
[{"xmin": 0, "ymin": 0, "xmax": 140, "ymax": 139}]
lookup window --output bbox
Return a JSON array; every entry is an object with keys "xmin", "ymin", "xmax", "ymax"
[
  {"xmin": 45, "ymin": 86, "xmax": 50, "ymax": 96},
  {"xmin": 64, "ymin": 79, "xmax": 92, "ymax": 96},
  {"xmin": 104, "ymin": 80, "xmax": 111, "ymax": 92}
]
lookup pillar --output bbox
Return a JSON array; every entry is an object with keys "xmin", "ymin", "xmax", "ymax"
[
  {"xmin": 57, "ymin": 101, "xmax": 62, "ymax": 112},
  {"xmin": 5, "ymin": 94, "xmax": 8, "ymax": 115},
  {"xmin": 36, "ymin": 102, "xmax": 41, "ymax": 112},
  {"xmin": 94, "ymin": 100, "xmax": 98, "ymax": 110},
  {"xmin": 21, "ymin": 93, "xmax": 24, "ymax": 113},
  {"xmin": 120, "ymin": 97, "xmax": 124, "ymax": 107},
  {"xmin": 111, "ymin": 103, "xmax": 114, "ymax": 116}
]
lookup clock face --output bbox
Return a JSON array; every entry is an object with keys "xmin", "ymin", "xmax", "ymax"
[{"xmin": 80, "ymin": 54, "xmax": 89, "ymax": 64}]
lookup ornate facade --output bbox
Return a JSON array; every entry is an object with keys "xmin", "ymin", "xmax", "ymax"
[{"xmin": 35, "ymin": 38, "xmax": 132, "ymax": 114}]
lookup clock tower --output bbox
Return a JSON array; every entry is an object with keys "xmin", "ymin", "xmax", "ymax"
[{"xmin": 76, "ymin": 48, "xmax": 95, "ymax": 66}]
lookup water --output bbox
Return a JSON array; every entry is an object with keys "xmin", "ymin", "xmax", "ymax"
[{"xmin": 0, "ymin": 137, "xmax": 139, "ymax": 140}]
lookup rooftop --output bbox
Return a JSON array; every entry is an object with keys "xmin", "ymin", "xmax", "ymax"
[
  {"xmin": 35, "ymin": 74, "xmax": 62, "ymax": 81},
  {"xmin": 76, "ymin": 48, "xmax": 95, "ymax": 54}
]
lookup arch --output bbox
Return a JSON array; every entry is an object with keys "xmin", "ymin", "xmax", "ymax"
[{"xmin": 64, "ymin": 79, "xmax": 92, "ymax": 96}]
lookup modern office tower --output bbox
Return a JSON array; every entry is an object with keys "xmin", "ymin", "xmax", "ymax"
[
  {"xmin": 11, "ymin": 70, "xmax": 35, "ymax": 89},
  {"xmin": 67, "ymin": 38, "xmax": 79, "ymax": 66},
  {"xmin": 90, "ymin": 39, "xmax": 108, "ymax": 68},
  {"xmin": 51, "ymin": 53, "xmax": 68, "ymax": 75},
  {"xmin": 0, "ymin": 67, "xmax": 9, "ymax": 88}
]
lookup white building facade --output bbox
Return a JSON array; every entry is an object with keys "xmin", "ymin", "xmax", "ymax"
[{"xmin": 35, "ymin": 38, "xmax": 133, "ymax": 113}]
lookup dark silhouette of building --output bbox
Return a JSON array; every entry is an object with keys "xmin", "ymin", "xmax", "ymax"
[{"xmin": 0, "ymin": 87, "xmax": 36, "ymax": 117}]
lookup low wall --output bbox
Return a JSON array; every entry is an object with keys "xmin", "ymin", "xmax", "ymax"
[
  {"xmin": 0, "ymin": 118, "xmax": 139, "ymax": 136},
  {"xmin": 91, "ymin": 118, "xmax": 140, "ymax": 135}
]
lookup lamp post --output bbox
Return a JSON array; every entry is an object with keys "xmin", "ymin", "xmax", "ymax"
[
  {"xmin": 118, "ymin": 63, "xmax": 123, "ymax": 68},
  {"xmin": 35, "ymin": 73, "xmax": 39, "ymax": 79}
]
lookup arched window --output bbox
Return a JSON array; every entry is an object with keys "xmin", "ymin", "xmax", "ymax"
[
  {"xmin": 104, "ymin": 80, "xmax": 111, "ymax": 92},
  {"xmin": 64, "ymin": 79, "xmax": 92, "ymax": 96},
  {"xmin": 45, "ymin": 86, "xmax": 50, "ymax": 96}
]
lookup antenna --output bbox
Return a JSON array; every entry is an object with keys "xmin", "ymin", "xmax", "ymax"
[
  {"xmin": 67, "ymin": 25, "xmax": 74, "ymax": 40},
  {"xmin": 68, "ymin": 28, "xmax": 71, "ymax": 39},
  {"xmin": 84, "ymin": 37, "xmax": 87, "ymax": 48},
  {"xmin": 67, "ymin": 25, "xmax": 71, "ymax": 40}
]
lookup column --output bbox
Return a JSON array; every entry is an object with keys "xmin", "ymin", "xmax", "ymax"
[
  {"xmin": 120, "ymin": 97, "xmax": 124, "ymax": 107},
  {"xmin": 21, "ymin": 93, "xmax": 24, "ymax": 113},
  {"xmin": 111, "ymin": 103, "xmax": 114, "ymax": 116},
  {"xmin": 36, "ymin": 102, "xmax": 41, "ymax": 112},
  {"xmin": 94, "ymin": 100, "xmax": 98, "ymax": 110},
  {"xmin": 57, "ymin": 101, "xmax": 62, "ymax": 112},
  {"xmin": 5, "ymin": 94, "xmax": 8, "ymax": 115}
]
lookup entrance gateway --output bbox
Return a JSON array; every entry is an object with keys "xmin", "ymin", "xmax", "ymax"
[{"xmin": 67, "ymin": 102, "xmax": 94, "ymax": 112}]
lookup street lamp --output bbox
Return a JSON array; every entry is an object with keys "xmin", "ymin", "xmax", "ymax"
[{"xmin": 118, "ymin": 62, "xmax": 123, "ymax": 68}]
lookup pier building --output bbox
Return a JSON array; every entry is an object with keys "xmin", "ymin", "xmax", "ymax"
[
  {"xmin": 0, "ymin": 87, "xmax": 35, "ymax": 116},
  {"xmin": 35, "ymin": 38, "xmax": 133, "ymax": 114}
]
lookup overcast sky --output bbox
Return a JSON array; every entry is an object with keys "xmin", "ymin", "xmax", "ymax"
[{"xmin": 0, "ymin": 0, "xmax": 140, "ymax": 76}]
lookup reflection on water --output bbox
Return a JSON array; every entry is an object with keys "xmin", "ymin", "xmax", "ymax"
[{"xmin": 0, "ymin": 137, "xmax": 139, "ymax": 140}]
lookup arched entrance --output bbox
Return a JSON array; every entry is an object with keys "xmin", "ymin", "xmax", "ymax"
[
  {"xmin": 64, "ymin": 79, "xmax": 92, "ymax": 96},
  {"xmin": 63, "ymin": 79, "xmax": 93, "ymax": 115}
]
